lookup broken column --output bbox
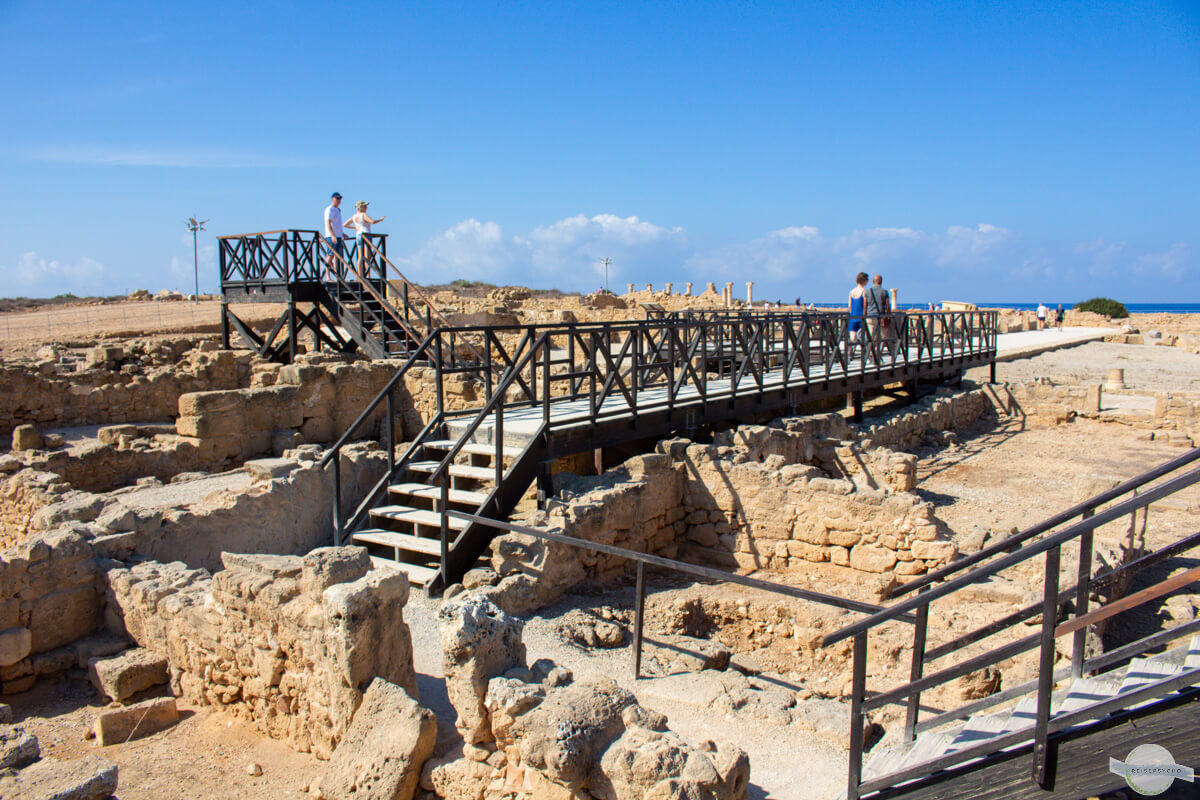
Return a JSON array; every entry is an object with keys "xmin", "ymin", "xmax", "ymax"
[
  {"xmin": 646, "ymin": 283, "xmax": 653, "ymax": 293},
  {"xmin": 685, "ymin": 282, "xmax": 693, "ymax": 296},
  {"xmin": 1105, "ymin": 368, "xmax": 1126, "ymax": 391},
  {"xmin": 626, "ymin": 283, "xmax": 635, "ymax": 295},
  {"xmin": 439, "ymin": 594, "xmax": 526, "ymax": 744},
  {"xmin": 664, "ymin": 282, "xmax": 673, "ymax": 295}
]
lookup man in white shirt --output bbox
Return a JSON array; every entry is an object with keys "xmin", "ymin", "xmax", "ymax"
[
  {"xmin": 323, "ymin": 192, "xmax": 344, "ymax": 275},
  {"xmin": 1036, "ymin": 303, "xmax": 1047, "ymax": 330}
]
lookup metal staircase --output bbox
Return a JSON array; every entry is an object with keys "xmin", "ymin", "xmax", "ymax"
[
  {"xmin": 824, "ymin": 446, "xmax": 1200, "ymax": 800},
  {"xmin": 856, "ymin": 636, "xmax": 1200, "ymax": 795}
]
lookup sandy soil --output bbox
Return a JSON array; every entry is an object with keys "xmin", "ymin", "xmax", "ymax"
[
  {"xmin": 0, "ymin": 300, "xmax": 286, "ymax": 360},
  {"xmin": 7, "ymin": 679, "xmax": 321, "ymax": 800},
  {"xmin": 983, "ymin": 340, "xmax": 1200, "ymax": 392}
]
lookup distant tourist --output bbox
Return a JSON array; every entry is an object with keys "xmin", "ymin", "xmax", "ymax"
[
  {"xmin": 848, "ymin": 272, "xmax": 869, "ymax": 355},
  {"xmin": 1055, "ymin": 304, "xmax": 1065, "ymax": 330},
  {"xmin": 864, "ymin": 274, "xmax": 895, "ymax": 361},
  {"xmin": 323, "ymin": 192, "xmax": 345, "ymax": 276},
  {"xmin": 1037, "ymin": 302, "xmax": 1048, "ymax": 330}
]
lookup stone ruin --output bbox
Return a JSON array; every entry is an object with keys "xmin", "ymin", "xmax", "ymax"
[{"xmin": 2, "ymin": 315, "xmax": 1193, "ymax": 799}]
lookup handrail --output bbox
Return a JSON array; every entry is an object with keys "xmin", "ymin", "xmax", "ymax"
[
  {"xmin": 316, "ymin": 332, "xmax": 436, "ymax": 470},
  {"xmin": 447, "ymin": 510, "xmax": 905, "ymax": 678},
  {"xmin": 427, "ymin": 330, "xmax": 549, "ymax": 486},
  {"xmin": 832, "ymin": 448, "xmax": 1200, "ymax": 800},
  {"xmin": 889, "ymin": 445, "xmax": 1200, "ymax": 599},
  {"xmin": 823, "ymin": 463, "xmax": 1200, "ymax": 647},
  {"xmin": 318, "ymin": 237, "xmax": 429, "ymax": 352}
]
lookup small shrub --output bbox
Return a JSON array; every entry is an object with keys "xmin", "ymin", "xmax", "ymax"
[{"xmin": 1073, "ymin": 297, "xmax": 1128, "ymax": 318}]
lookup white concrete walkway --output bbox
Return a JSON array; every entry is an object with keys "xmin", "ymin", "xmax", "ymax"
[{"xmin": 995, "ymin": 326, "xmax": 1112, "ymax": 361}]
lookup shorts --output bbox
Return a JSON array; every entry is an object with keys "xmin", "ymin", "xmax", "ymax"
[{"xmin": 324, "ymin": 236, "xmax": 345, "ymax": 257}]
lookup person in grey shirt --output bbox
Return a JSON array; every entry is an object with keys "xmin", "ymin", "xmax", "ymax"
[{"xmin": 864, "ymin": 275, "xmax": 895, "ymax": 361}]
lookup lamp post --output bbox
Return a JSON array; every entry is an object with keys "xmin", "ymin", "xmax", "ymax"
[
  {"xmin": 600, "ymin": 257, "xmax": 612, "ymax": 293},
  {"xmin": 186, "ymin": 216, "xmax": 209, "ymax": 302}
]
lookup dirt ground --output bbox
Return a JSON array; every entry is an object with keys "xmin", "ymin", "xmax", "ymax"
[
  {"xmin": 0, "ymin": 300, "xmax": 286, "ymax": 360},
  {"xmin": 7, "ymin": 679, "xmax": 321, "ymax": 799}
]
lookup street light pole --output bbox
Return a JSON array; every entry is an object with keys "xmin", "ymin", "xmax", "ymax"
[
  {"xmin": 600, "ymin": 257, "xmax": 612, "ymax": 293},
  {"xmin": 186, "ymin": 216, "xmax": 209, "ymax": 302}
]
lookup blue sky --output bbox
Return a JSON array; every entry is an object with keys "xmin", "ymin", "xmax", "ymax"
[{"xmin": 1, "ymin": 0, "xmax": 1198, "ymax": 303}]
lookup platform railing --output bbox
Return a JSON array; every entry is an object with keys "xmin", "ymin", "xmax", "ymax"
[{"xmin": 821, "ymin": 446, "xmax": 1200, "ymax": 800}]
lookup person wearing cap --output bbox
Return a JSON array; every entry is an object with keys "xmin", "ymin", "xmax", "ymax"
[
  {"xmin": 344, "ymin": 201, "xmax": 386, "ymax": 242},
  {"xmin": 323, "ymin": 192, "xmax": 345, "ymax": 275}
]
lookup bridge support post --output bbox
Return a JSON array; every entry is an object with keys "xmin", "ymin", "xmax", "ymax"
[
  {"xmin": 907, "ymin": 378, "xmax": 919, "ymax": 405},
  {"xmin": 220, "ymin": 303, "xmax": 230, "ymax": 350},
  {"xmin": 287, "ymin": 303, "xmax": 297, "ymax": 362},
  {"xmin": 536, "ymin": 461, "xmax": 554, "ymax": 509},
  {"xmin": 990, "ymin": 360, "xmax": 997, "ymax": 384},
  {"xmin": 852, "ymin": 390, "xmax": 863, "ymax": 423}
]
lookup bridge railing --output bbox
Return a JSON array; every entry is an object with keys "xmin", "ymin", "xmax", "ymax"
[
  {"xmin": 820, "ymin": 446, "xmax": 1200, "ymax": 800},
  {"xmin": 428, "ymin": 309, "xmax": 998, "ymax": 431}
]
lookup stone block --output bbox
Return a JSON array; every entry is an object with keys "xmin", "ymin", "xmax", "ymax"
[
  {"xmin": 12, "ymin": 424, "xmax": 43, "ymax": 451},
  {"xmin": 2, "ymin": 675, "xmax": 35, "ymax": 695},
  {"xmin": 96, "ymin": 425, "xmax": 138, "ymax": 445},
  {"xmin": 178, "ymin": 389, "xmax": 243, "ymax": 417},
  {"xmin": 849, "ymin": 545, "xmax": 897, "ymax": 573},
  {"xmin": 301, "ymin": 546, "xmax": 371, "ymax": 599},
  {"xmin": 440, "ymin": 595, "xmax": 526, "ymax": 744},
  {"xmin": 317, "ymin": 679, "xmax": 437, "ymax": 800},
  {"xmin": 244, "ymin": 457, "xmax": 299, "ymax": 481},
  {"xmin": 0, "ymin": 628, "xmax": 32, "ymax": 668},
  {"xmin": 29, "ymin": 586, "xmax": 97, "ymax": 653},
  {"xmin": 0, "ymin": 753, "xmax": 118, "ymax": 799},
  {"xmin": 94, "ymin": 697, "xmax": 179, "ymax": 745},
  {"xmin": 910, "ymin": 540, "xmax": 957, "ymax": 562},
  {"xmin": 687, "ymin": 523, "xmax": 719, "ymax": 547},
  {"xmin": 1072, "ymin": 473, "xmax": 1123, "ymax": 504},
  {"xmin": 827, "ymin": 530, "xmax": 862, "ymax": 547},
  {"xmin": 89, "ymin": 648, "xmax": 169, "ymax": 702},
  {"xmin": 0, "ymin": 724, "xmax": 39, "ymax": 769},
  {"xmin": 175, "ymin": 413, "xmax": 242, "ymax": 439}
]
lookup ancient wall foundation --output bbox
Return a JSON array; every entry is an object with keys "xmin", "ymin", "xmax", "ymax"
[{"xmin": 105, "ymin": 547, "xmax": 415, "ymax": 759}]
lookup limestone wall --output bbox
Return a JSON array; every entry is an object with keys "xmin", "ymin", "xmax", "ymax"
[
  {"xmin": 0, "ymin": 529, "xmax": 99, "ymax": 694},
  {"xmin": 174, "ymin": 358, "xmax": 481, "ymax": 464},
  {"xmin": 105, "ymin": 548, "xmax": 415, "ymax": 759},
  {"xmin": 0, "ymin": 345, "xmax": 243, "ymax": 438},
  {"xmin": 0, "ymin": 445, "xmax": 386, "ymax": 697},
  {"xmin": 675, "ymin": 444, "xmax": 952, "ymax": 575}
]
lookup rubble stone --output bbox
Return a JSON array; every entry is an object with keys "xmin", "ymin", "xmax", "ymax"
[
  {"xmin": 317, "ymin": 678, "xmax": 436, "ymax": 800},
  {"xmin": 89, "ymin": 647, "xmax": 169, "ymax": 702},
  {"xmin": 439, "ymin": 595, "xmax": 526, "ymax": 744},
  {"xmin": 0, "ymin": 753, "xmax": 118, "ymax": 800},
  {"xmin": 94, "ymin": 697, "xmax": 179, "ymax": 745}
]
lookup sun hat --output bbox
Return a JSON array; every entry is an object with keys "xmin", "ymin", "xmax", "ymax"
[
  {"xmin": 331, "ymin": 191, "xmax": 342, "ymax": 199},
  {"xmin": 356, "ymin": 200, "xmax": 368, "ymax": 209}
]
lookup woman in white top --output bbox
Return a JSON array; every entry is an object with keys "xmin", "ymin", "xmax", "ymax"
[
  {"xmin": 345, "ymin": 200, "xmax": 386, "ymax": 238},
  {"xmin": 345, "ymin": 201, "xmax": 387, "ymax": 274}
]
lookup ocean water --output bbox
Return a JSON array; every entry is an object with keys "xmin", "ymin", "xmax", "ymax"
[{"xmin": 861, "ymin": 302, "xmax": 1200, "ymax": 313}]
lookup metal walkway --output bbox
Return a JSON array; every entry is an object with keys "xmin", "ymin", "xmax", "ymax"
[{"xmin": 317, "ymin": 309, "xmax": 998, "ymax": 590}]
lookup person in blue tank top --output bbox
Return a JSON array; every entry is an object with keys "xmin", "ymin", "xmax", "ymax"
[{"xmin": 848, "ymin": 272, "xmax": 869, "ymax": 357}]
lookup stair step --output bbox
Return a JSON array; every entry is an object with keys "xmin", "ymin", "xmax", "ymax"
[
  {"xmin": 388, "ymin": 483, "xmax": 488, "ymax": 507},
  {"xmin": 894, "ymin": 731, "xmax": 957, "ymax": 775},
  {"xmin": 1118, "ymin": 657, "xmax": 1184, "ymax": 695},
  {"xmin": 1055, "ymin": 677, "xmax": 1122, "ymax": 715},
  {"xmin": 422, "ymin": 439, "xmax": 525, "ymax": 458},
  {"xmin": 1188, "ymin": 635, "xmax": 1200, "ymax": 669},
  {"xmin": 368, "ymin": 556, "xmax": 438, "ymax": 586},
  {"xmin": 862, "ymin": 746, "xmax": 906, "ymax": 781},
  {"xmin": 407, "ymin": 461, "xmax": 498, "ymax": 482},
  {"xmin": 1004, "ymin": 697, "xmax": 1038, "ymax": 732},
  {"xmin": 946, "ymin": 714, "xmax": 1008, "ymax": 752},
  {"xmin": 368, "ymin": 506, "xmax": 470, "ymax": 530},
  {"xmin": 354, "ymin": 528, "xmax": 443, "ymax": 556}
]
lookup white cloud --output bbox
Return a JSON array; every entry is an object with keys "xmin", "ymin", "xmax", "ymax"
[
  {"xmin": 398, "ymin": 214, "xmax": 688, "ymax": 288},
  {"xmin": 14, "ymin": 251, "xmax": 106, "ymax": 293},
  {"xmin": 1134, "ymin": 243, "xmax": 1192, "ymax": 280}
]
